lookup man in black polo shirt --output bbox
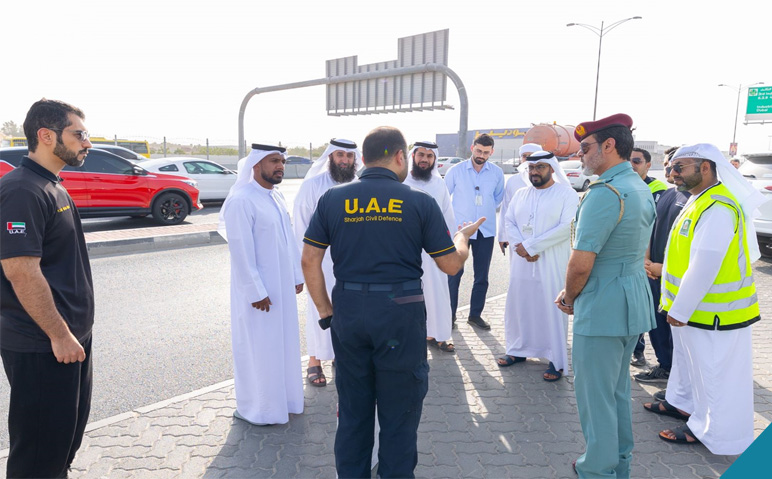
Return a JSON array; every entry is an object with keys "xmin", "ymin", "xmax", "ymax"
[
  {"xmin": 301, "ymin": 126, "xmax": 484, "ymax": 478},
  {"xmin": 0, "ymin": 99, "xmax": 95, "ymax": 478}
]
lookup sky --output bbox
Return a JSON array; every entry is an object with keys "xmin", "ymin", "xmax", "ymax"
[{"xmin": 3, "ymin": 0, "xmax": 771, "ymax": 155}]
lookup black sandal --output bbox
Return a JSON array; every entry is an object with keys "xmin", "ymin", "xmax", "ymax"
[
  {"xmin": 437, "ymin": 341, "xmax": 456, "ymax": 354},
  {"xmin": 306, "ymin": 365, "xmax": 327, "ymax": 387},
  {"xmin": 643, "ymin": 400, "xmax": 690, "ymax": 421},
  {"xmin": 659, "ymin": 424, "xmax": 701, "ymax": 444}
]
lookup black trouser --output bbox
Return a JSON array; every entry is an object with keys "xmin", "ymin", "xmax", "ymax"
[
  {"xmin": 647, "ymin": 277, "xmax": 673, "ymax": 371},
  {"xmin": 1, "ymin": 335, "xmax": 93, "ymax": 479},
  {"xmin": 448, "ymin": 232, "xmax": 495, "ymax": 317},
  {"xmin": 331, "ymin": 281, "xmax": 428, "ymax": 479}
]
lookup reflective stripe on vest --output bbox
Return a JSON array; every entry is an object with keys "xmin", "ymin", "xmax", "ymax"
[{"xmin": 659, "ymin": 183, "xmax": 760, "ymax": 330}]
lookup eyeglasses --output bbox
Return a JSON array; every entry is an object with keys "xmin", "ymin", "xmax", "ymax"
[
  {"xmin": 671, "ymin": 161, "xmax": 703, "ymax": 174},
  {"xmin": 580, "ymin": 141, "xmax": 598, "ymax": 154},
  {"xmin": 630, "ymin": 157, "xmax": 644, "ymax": 165},
  {"xmin": 46, "ymin": 128, "xmax": 90, "ymax": 142},
  {"xmin": 665, "ymin": 166, "xmax": 673, "ymax": 175},
  {"xmin": 527, "ymin": 163, "xmax": 550, "ymax": 172}
]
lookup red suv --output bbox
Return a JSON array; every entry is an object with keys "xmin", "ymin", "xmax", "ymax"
[{"xmin": 0, "ymin": 147, "xmax": 202, "ymax": 225}]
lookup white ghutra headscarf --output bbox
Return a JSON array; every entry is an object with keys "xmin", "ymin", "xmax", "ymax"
[
  {"xmin": 523, "ymin": 150, "xmax": 571, "ymax": 186},
  {"xmin": 408, "ymin": 140, "xmax": 441, "ymax": 179},
  {"xmin": 217, "ymin": 143, "xmax": 287, "ymax": 240},
  {"xmin": 304, "ymin": 138, "xmax": 363, "ymax": 179}
]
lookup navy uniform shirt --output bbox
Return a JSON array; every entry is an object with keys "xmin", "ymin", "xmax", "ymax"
[
  {"xmin": 0, "ymin": 157, "xmax": 94, "ymax": 352},
  {"xmin": 303, "ymin": 167, "xmax": 455, "ymax": 283},
  {"xmin": 649, "ymin": 187, "xmax": 690, "ymax": 264}
]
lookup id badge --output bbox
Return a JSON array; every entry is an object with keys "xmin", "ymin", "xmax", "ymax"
[
  {"xmin": 475, "ymin": 194, "xmax": 483, "ymax": 206},
  {"xmin": 522, "ymin": 224, "xmax": 533, "ymax": 235}
]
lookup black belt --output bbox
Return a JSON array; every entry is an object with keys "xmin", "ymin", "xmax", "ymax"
[{"xmin": 341, "ymin": 280, "xmax": 422, "ymax": 292}]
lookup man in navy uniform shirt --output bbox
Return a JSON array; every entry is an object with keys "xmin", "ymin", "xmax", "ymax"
[
  {"xmin": 0, "ymin": 99, "xmax": 95, "ymax": 478},
  {"xmin": 302, "ymin": 126, "xmax": 484, "ymax": 478}
]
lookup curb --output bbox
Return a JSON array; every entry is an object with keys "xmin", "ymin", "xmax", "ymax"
[{"xmin": 86, "ymin": 230, "xmax": 225, "ymax": 257}]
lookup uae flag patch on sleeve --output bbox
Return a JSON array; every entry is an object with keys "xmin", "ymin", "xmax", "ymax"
[{"xmin": 7, "ymin": 222, "xmax": 26, "ymax": 234}]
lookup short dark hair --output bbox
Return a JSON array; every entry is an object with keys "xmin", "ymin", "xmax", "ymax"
[
  {"xmin": 632, "ymin": 147, "xmax": 651, "ymax": 163},
  {"xmin": 593, "ymin": 126, "xmax": 633, "ymax": 161},
  {"xmin": 362, "ymin": 127, "xmax": 407, "ymax": 165},
  {"xmin": 23, "ymin": 98, "xmax": 85, "ymax": 152},
  {"xmin": 473, "ymin": 133, "xmax": 494, "ymax": 148}
]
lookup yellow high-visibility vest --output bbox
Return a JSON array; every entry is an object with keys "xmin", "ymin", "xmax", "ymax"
[
  {"xmin": 647, "ymin": 178, "xmax": 668, "ymax": 194},
  {"xmin": 660, "ymin": 183, "xmax": 760, "ymax": 330}
]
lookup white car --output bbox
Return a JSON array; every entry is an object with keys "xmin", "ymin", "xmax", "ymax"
[
  {"xmin": 141, "ymin": 157, "xmax": 236, "ymax": 201},
  {"xmin": 436, "ymin": 157, "xmax": 465, "ymax": 176},
  {"xmin": 560, "ymin": 159, "xmax": 599, "ymax": 191},
  {"xmin": 739, "ymin": 153, "xmax": 772, "ymax": 257}
]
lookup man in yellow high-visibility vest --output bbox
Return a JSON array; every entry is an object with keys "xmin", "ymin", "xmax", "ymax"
[{"xmin": 652, "ymin": 143, "xmax": 767, "ymax": 455}]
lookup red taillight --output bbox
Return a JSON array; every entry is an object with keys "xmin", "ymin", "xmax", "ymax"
[
  {"xmin": 567, "ymin": 172, "xmax": 580, "ymax": 177},
  {"xmin": 765, "ymin": 186, "xmax": 772, "ymax": 192}
]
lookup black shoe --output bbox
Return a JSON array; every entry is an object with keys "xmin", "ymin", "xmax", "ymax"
[
  {"xmin": 630, "ymin": 350, "xmax": 646, "ymax": 367},
  {"xmin": 653, "ymin": 389, "xmax": 667, "ymax": 401},
  {"xmin": 467, "ymin": 315, "xmax": 491, "ymax": 330},
  {"xmin": 635, "ymin": 366, "xmax": 670, "ymax": 384}
]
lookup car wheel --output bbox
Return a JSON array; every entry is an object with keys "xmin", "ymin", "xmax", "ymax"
[
  {"xmin": 152, "ymin": 192, "xmax": 189, "ymax": 225},
  {"xmin": 581, "ymin": 180, "xmax": 590, "ymax": 191},
  {"xmin": 759, "ymin": 236, "xmax": 772, "ymax": 258}
]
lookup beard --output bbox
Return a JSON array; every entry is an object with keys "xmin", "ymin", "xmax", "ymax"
[
  {"xmin": 260, "ymin": 169, "xmax": 283, "ymax": 185},
  {"xmin": 329, "ymin": 160, "xmax": 357, "ymax": 183},
  {"xmin": 529, "ymin": 171, "xmax": 551, "ymax": 187},
  {"xmin": 473, "ymin": 156, "xmax": 487, "ymax": 165},
  {"xmin": 676, "ymin": 171, "xmax": 701, "ymax": 192},
  {"xmin": 410, "ymin": 162, "xmax": 433, "ymax": 181},
  {"xmin": 54, "ymin": 140, "xmax": 87, "ymax": 167}
]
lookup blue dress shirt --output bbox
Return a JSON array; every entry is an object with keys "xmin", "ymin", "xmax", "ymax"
[{"xmin": 444, "ymin": 159, "xmax": 505, "ymax": 239}]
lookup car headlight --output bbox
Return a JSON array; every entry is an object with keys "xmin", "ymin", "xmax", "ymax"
[{"xmin": 181, "ymin": 179, "xmax": 198, "ymax": 188}]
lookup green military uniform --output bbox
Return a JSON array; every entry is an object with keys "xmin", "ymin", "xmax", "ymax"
[{"xmin": 572, "ymin": 161, "xmax": 657, "ymax": 478}]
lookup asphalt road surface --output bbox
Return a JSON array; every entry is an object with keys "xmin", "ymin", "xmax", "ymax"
[{"xmin": 0, "ymin": 237, "xmax": 511, "ymax": 449}]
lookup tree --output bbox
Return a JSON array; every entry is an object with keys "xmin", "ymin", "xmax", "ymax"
[{"xmin": 2, "ymin": 121, "xmax": 23, "ymax": 137}]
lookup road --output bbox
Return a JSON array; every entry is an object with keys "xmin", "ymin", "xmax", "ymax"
[{"xmin": 0, "ymin": 237, "xmax": 510, "ymax": 449}]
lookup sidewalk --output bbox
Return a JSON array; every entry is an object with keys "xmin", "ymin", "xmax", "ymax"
[
  {"xmin": 1, "ymin": 290, "xmax": 767, "ymax": 478},
  {"xmin": 84, "ymin": 222, "xmax": 223, "ymax": 257}
]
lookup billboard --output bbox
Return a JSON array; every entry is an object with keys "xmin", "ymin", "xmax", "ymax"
[
  {"xmin": 326, "ymin": 29, "xmax": 450, "ymax": 116},
  {"xmin": 746, "ymin": 86, "xmax": 772, "ymax": 123}
]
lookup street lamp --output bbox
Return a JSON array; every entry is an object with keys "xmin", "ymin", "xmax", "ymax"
[
  {"xmin": 718, "ymin": 82, "xmax": 764, "ymax": 156},
  {"xmin": 567, "ymin": 16, "xmax": 642, "ymax": 120}
]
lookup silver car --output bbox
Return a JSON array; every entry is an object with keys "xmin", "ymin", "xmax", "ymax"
[
  {"xmin": 739, "ymin": 153, "xmax": 772, "ymax": 257},
  {"xmin": 141, "ymin": 157, "xmax": 236, "ymax": 201},
  {"xmin": 436, "ymin": 157, "xmax": 465, "ymax": 177},
  {"xmin": 560, "ymin": 159, "xmax": 599, "ymax": 191}
]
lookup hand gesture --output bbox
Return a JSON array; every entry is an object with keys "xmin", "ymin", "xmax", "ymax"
[
  {"xmin": 457, "ymin": 217, "xmax": 486, "ymax": 239},
  {"xmin": 295, "ymin": 284, "xmax": 304, "ymax": 294}
]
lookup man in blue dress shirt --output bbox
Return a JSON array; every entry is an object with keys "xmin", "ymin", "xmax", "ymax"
[{"xmin": 444, "ymin": 134, "xmax": 505, "ymax": 330}]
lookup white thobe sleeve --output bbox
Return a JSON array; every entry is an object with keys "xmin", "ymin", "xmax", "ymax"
[
  {"xmin": 504, "ymin": 195, "xmax": 525, "ymax": 247},
  {"xmin": 293, "ymin": 181, "xmax": 315, "ymax": 245},
  {"xmin": 521, "ymin": 190, "xmax": 579, "ymax": 256},
  {"xmin": 224, "ymin": 197, "xmax": 269, "ymax": 303},
  {"xmin": 498, "ymin": 180, "xmax": 514, "ymax": 243},
  {"xmin": 439, "ymin": 186, "xmax": 457, "ymax": 232},
  {"xmin": 668, "ymin": 205, "xmax": 737, "ymax": 322}
]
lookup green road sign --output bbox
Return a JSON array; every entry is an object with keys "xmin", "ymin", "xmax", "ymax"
[{"xmin": 746, "ymin": 86, "xmax": 772, "ymax": 122}]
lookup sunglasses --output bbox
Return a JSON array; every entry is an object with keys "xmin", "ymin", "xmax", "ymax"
[
  {"xmin": 671, "ymin": 161, "xmax": 703, "ymax": 174},
  {"xmin": 631, "ymin": 158, "xmax": 645, "ymax": 165},
  {"xmin": 580, "ymin": 141, "xmax": 598, "ymax": 154},
  {"xmin": 46, "ymin": 128, "xmax": 90, "ymax": 142}
]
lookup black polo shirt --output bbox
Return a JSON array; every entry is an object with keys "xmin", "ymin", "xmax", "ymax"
[
  {"xmin": 303, "ymin": 167, "xmax": 455, "ymax": 283},
  {"xmin": 649, "ymin": 187, "xmax": 690, "ymax": 264},
  {"xmin": 0, "ymin": 157, "xmax": 94, "ymax": 352}
]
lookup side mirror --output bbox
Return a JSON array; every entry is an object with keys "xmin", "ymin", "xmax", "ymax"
[{"xmin": 132, "ymin": 165, "xmax": 147, "ymax": 176}]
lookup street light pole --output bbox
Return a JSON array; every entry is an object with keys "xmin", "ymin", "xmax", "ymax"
[
  {"xmin": 718, "ymin": 82, "xmax": 764, "ymax": 156},
  {"xmin": 567, "ymin": 16, "xmax": 642, "ymax": 120}
]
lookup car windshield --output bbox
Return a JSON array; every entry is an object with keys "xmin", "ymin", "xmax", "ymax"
[{"xmin": 739, "ymin": 155, "xmax": 772, "ymax": 179}]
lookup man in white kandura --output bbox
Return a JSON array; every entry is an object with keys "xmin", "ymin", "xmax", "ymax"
[
  {"xmin": 293, "ymin": 139, "xmax": 363, "ymax": 387},
  {"xmin": 218, "ymin": 143, "xmax": 304, "ymax": 426},
  {"xmin": 498, "ymin": 151, "xmax": 578, "ymax": 382},
  {"xmin": 654, "ymin": 143, "xmax": 766, "ymax": 454},
  {"xmin": 497, "ymin": 143, "xmax": 542, "ymax": 257},
  {"xmin": 403, "ymin": 140, "xmax": 457, "ymax": 354}
]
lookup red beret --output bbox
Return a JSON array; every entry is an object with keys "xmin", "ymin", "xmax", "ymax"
[{"xmin": 574, "ymin": 113, "xmax": 634, "ymax": 142}]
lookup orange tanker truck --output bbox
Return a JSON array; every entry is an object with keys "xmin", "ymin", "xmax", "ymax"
[{"xmin": 522, "ymin": 123, "xmax": 580, "ymax": 158}]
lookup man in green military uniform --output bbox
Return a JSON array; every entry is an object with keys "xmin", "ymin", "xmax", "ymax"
[{"xmin": 556, "ymin": 113, "xmax": 656, "ymax": 478}]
